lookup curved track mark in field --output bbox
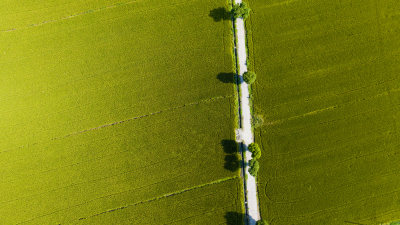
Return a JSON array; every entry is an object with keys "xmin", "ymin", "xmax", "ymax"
[{"xmin": 263, "ymin": 181, "xmax": 272, "ymax": 202}]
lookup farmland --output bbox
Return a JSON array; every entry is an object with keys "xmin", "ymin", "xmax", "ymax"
[
  {"xmin": 0, "ymin": 0, "xmax": 244, "ymax": 224},
  {"xmin": 246, "ymin": 0, "xmax": 400, "ymax": 224}
]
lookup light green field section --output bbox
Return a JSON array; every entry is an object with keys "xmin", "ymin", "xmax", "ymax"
[
  {"xmin": 0, "ymin": 0, "xmax": 243, "ymax": 224},
  {"xmin": 246, "ymin": 0, "xmax": 400, "ymax": 224}
]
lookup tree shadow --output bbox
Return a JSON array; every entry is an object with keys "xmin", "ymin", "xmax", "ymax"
[
  {"xmin": 225, "ymin": 211, "xmax": 245, "ymax": 225},
  {"xmin": 217, "ymin": 72, "xmax": 237, "ymax": 84},
  {"xmin": 225, "ymin": 211, "xmax": 257, "ymax": 225},
  {"xmin": 209, "ymin": 7, "xmax": 231, "ymax": 22},
  {"xmin": 222, "ymin": 140, "xmax": 240, "ymax": 172},
  {"xmin": 222, "ymin": 139, "xmax": 237, "ymax": 154},
  {"xmin": 248, "ymin": 215, "xmax": 257, "ymax": 225},
  {"xmin": 225, "ymin": 155, "xmax": 240, "ymax": 172}
]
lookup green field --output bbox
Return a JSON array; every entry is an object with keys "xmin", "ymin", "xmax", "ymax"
[
  {"xmin": 0, "ymin": 0, "xmax": 244, "ymax": 224},
  {"xmin": 246, "ymin": 0, "xmax": 400, "ymax": 224}
]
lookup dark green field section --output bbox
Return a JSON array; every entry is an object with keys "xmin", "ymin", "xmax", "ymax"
[
  {"xmin": 0, "ymin": 0, "xmax": 243, "ymax": 224},
  {"xmin": 246, "ymin": 0, "xmax": 400, "ymax": 224}
]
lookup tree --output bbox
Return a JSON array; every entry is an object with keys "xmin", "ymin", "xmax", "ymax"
[
  {"xmin": 243, "ymin": 71, "xmax": 256, "ymax": 84},
  {"xmin": 231, "ymin": 2, "xmax": 251, "ymax": 20},
  {"xmin": 248, "ymin": 159, "xmax": 259, "ymax": 177},
  {"xmin": 256, "ymin": 219, "xmax": 269, "ymax": 225},
  {"xmin": 248, "ymin": 143, "xmax": 261, "ymax": 159}
]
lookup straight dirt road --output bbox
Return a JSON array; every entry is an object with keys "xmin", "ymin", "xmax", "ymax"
[{"xmin": 233, "ymin": 1, "xmax": 261, "ymax": 224}]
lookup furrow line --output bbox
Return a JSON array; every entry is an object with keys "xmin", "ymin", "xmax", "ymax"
[
  {"xmin": 0, "ymin": 95, "xmax": 232, "ymax": 155},
  {"xmin": 1, "ymin": 1, "xmax": 137, "ymax": 33},
  {"xmin": 52, "ymin": 95, "xmax": 232, "ymax": 141},
  {"xmin": 77, "ymin": 176, "xmax": 238, "ymax": 221}
]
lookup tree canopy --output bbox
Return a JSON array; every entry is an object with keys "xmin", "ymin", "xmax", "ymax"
[
  {"xmin": 243, "ymin": 71, "xmax": 256, "ymax": 84},
  {"xmin": 248, "ymin": 143, "xmax": 261, "ymax": 159},
  {"xmin": 248, "ymin": 159, "xmax": 259, "ymax": 177},
  {"xmin": 231, "ymin": 2, "xmax": 251, "ymax": 20}
]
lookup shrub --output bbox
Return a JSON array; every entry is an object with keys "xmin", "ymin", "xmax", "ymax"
[
  {"xmin": 256, "ymin": 219, "xmax": 269, "ymax": 225},
  {"xmin": 243, "ymin": 71, "xmax": 256, "ymax": 84},
  {"xmin": 252, "ymin": 148, "xmax": 261, "ymax": 159},
  {"xmin": 248, "ymin": 143, "xmax": 261, "ymax": 159},
  {"xmin": 248, "ymin": 159, "xmax": 259, "ymax": 177},
  {"xmin": 231, "ymin": 2, "xmax": 251, "ymax": 20}
]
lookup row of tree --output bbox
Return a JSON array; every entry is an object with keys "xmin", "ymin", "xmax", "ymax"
[
  {"xmin": 246, "ymin": 72, "xmax": 266, "ymax": 224},
  {"xmin": 249, "ymin": 143, "xmax": 268, "ymax": 225},
  {"xmin": 245, "ymin": 71, "xmax": 258, "ymax": 176},
  {"xmin": 248, "ymin": 143, "xmax": 261, "ymax": 176}
]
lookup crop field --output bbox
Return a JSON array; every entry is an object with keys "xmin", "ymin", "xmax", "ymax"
[
  {"xmin": 246, "ymin": 0, "xmax": 400, "ymax": 224},
  {"xmin": 0, "ymin": 0, "xmax": 244, "ymax": 224}
]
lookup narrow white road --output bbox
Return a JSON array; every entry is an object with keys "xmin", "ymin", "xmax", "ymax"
[{"xmin": 234, "ymin": 1, "xmax": 260, "ymax": 224}]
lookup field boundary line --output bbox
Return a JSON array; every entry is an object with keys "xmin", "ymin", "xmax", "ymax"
[
  {"xmin": 0, "ymin": 95, "xmax": 232, "ymax": 155},
  {"xmin": 0, "ymin": 0, "xmax": 137, "ymax": 32},
  {"xmin": 16, "ymin": 176, "xmax": 237, "ymax": 224},
  {"xmin": 52, "ymin": 95, "xmax": 233, "ymax": 141},
  {"xmin": 1, "ymin": 0, "xmax": 203, "ymax": 33},
  {"xmin": 77, "ymin": 176, "xmax": 239, "ymax": 221},
  {"xmin": 1, "ymin": 1, "xmax": 137, "ymax": 33}
]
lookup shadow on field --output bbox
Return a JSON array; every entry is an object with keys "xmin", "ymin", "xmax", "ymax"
[
  {"xmin": 222, "ymin": 140, "xmax": 240, "ymax": 172},
  {"xmin": 225, "ymin": 211, "xmax": 245, "ymax": 225},
  {"xmin": 209, "ymin": 7, "xmax": 231, "ymax": 22},
  {"xmin": 217, "ymin": 72, "xmax": 237, "ymax": 83},
  {"xmin": 225, "ymin": 155, "xmax": 240, "ymax": 172},
  {"xmin": 222, "ymin": 139, "xmax": 237, "ymax": 154}
]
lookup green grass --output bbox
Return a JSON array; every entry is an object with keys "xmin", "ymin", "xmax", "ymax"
[
  {"xmin": 246, "ymin": 0, "xmax": 400, "ymax": 224},
  {"xmin": 0, "ymin": 0, "xmax": 244, "ymax": 224}
]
